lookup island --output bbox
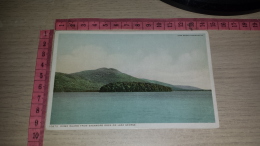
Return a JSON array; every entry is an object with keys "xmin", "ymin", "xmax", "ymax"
[{"xmin": 99, "ymin": 82, "xmax": 172, "ymax": 92}]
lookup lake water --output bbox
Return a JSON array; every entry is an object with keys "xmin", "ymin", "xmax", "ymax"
[{"xmin": 50, "ymin": 91, "xmax": 215, "ymax": 124}]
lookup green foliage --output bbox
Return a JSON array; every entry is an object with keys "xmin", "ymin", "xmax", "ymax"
[
  {"xmin": 100, "ymin": 82, "xmax": 173, "ymax": 92},
  {"xmin": 54, "ymin": 72, "xmax": 101, "ymax": 92},
  {"xmin": 71, "ymin": 68, "xmax": 146, "ymax": 85}
]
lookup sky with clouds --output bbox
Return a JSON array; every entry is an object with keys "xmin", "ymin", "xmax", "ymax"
[{"xmin": 54, "ymin": 31, "xmax": 212, "ymax": 89}]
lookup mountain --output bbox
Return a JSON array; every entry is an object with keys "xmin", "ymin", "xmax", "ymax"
[
  {"xmin": 71, "ymin": 68, "xmax": 146, "ymax": 85},
  {"xmin": 141, "ymin": 79, "xmax": 202, "ymax": 90},
  {"xmin": 141, "ymin": 79, "xmax": 184, "ymax": 90},
  {"xmin": 53, "ymin": 72, "xmax": 102, "ymax": 92},
  {"xmin": 54, "ymin": 68, "xmax": 147, "ymax": 92},
  {"xmin": 54, "ymin": 68, "xmax": 204, "ymax": 92},
  {"xmin": 171, "ymin": 85, "xmax": 202, "ymax": 90}
]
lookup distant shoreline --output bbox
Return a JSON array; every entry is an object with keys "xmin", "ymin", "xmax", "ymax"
[
  {"xmin": 54, "ymin": 68, "xmax": 207, "ymax": 92},
  {"xmin": 54, "ymin": 90, "xmax": 212, "ymax": 93}
]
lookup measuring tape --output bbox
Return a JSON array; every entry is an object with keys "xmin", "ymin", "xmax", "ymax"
[
  {"xmin": 28, "ymin": 30, "xmax": 54, "ymax": 146},
  {"xmin": 55, "ymin": 18, "xmax": 260, "ymax": 30},
  {"xmin": 28, "ymin": 17, "xmax": 260, "ymax": 146}
]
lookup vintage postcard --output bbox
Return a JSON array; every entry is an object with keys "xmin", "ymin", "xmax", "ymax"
[{"xmin": 46, "ymin": 31, "xmax": 219, "ymax": 130}]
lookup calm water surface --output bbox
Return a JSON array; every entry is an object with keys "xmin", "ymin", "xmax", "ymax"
[{"xmin": 50, "ymin": 91, "xmax": 215, "ymax": 124}]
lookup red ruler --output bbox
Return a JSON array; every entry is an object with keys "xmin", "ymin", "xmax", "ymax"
[
  {"xmin": 28, "ymin": 30, "xmax": 54, "ymax": 146},
  {"xmin": 55, "ymin": 18, "xmax": 260, "ymax": 30},
  {"xmin": 28, "ymin": 17, "xmax": 260, "ymax": 146}
]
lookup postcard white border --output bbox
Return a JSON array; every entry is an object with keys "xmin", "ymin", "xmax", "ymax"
[{"xmin": 45, "ymin": 31, "xmax": 219, "ymax": 130}]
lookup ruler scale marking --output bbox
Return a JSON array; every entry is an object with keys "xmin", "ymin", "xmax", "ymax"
[{"xmin": 55, "ymin": 18, "xmax": 260, "ymax": 30}]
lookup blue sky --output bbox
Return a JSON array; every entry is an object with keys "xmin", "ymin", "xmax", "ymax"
[{"xmin": 55, "ymin": 31, "xmax": 211, "ymax": 89}]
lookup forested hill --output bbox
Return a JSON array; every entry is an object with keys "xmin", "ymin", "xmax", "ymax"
[
  {"xmin": 71, "ymin": 68, "xmax": 145, "ymax": 85},
  {"xmin": 54, "ymin": 68, "xmax": 203, "ymax": 92},
  {"xmin": 54, "ymin": 68, "xmax": 146, "ymax": 92},
  {"xmin": 53, "ymin": 72, "xmax": 102, "ymax": 92},
  {"xmin": 100, "ymin": 82, "xmax": 172, "ymax": 92}
]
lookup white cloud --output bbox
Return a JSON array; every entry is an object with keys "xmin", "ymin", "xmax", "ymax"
[{"xmin": 119, "ymin": 49, "xmax": 211, "ymax": 89}]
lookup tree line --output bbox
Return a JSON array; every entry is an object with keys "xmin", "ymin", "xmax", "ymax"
[{"xmin": 99, "ymin": 82, "xmax": 172, "ymax": 92}]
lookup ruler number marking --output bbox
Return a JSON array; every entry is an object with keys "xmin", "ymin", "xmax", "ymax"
[
  {"xmin": 39, "ymin": 73, "xmax": 43, "ymax": 79},
  {"xmin": 38, "ymin": 84, "xmax": 42, "ymax": 90},
  {"xmin": 33, "ymin": 132, "xmax": 40, "ymax": 139},
  {"xmin": 35, "ymin": 119, "xmax": 39, "ymax": 126},
  {"xmin": 178, "ymin": 22, "xmax": 184, "ymax": 27},
  {"xmin": 36, "ymin": 107, "xmax": 40, "ymax": 113},
  {"xmin": 43, "ymin": 41, "xmax": 46, "ymax": 47},
  {"xmin": 37, "ymin": 95, "xmax": 41, "ymax": 102},
  {"xmin": 70, "ymin": 23, "xmax": 75, "ymax": 28},
  {"xmin": 41, "ymin": 51, "xmax": 45, "ymax": 57},
  {"xmin": 167, "ymin": 23, "xmax": 173, "ymax": 27}
]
